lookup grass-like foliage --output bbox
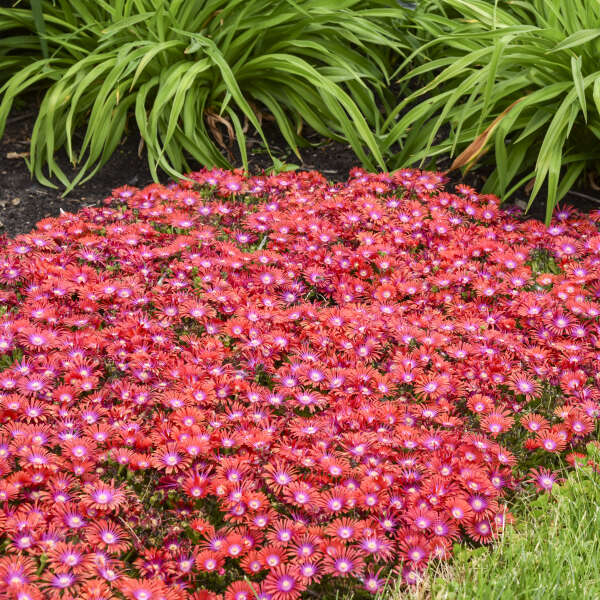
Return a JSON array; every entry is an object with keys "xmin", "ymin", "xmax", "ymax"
[
  {"xmin": 394, "ymin": 444, "xmax": 600, "ymax": 600},
  {"xmin": 0, "ymin": 0, "xmax": 406, "ymax": 191},
  {"xmin": 387, "ymin": 0, "xmax": 600, "ymax": 223}
]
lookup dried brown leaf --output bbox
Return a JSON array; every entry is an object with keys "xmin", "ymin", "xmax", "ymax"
[
  {"xmin": 6, "ymin": 151, "xmax": 29, "ymax": 159},
  {"xmin": 205, "ymin": 110, "xmax": 235, "ymax": 160},
  {"xmin": 448, "ymin": 97, "xmax": 526, "ymax": 174},
  {"xmin": 589, "ymin": 172, "xmax": 600, "ymax": 191}
]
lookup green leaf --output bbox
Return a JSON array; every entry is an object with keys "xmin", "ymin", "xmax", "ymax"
[
  {"xmin": 571, "ymin": 55, "xmax": 587, "ymax": 122},
  {"xmin": 593, "ymin": 77, "xmax": 600, "ymax": 116},
  {"xmin": 30, "ymin": 0, "xmax": 49, "ymax": 58},
  {"xmin": 549, "ymin": 28, "xmax": 600, "ymax": 52}
]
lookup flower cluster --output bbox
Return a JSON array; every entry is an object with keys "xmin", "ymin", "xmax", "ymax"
[{"xmin": 0, "ymin": 167, "xmax": 599, "ymax": 599}]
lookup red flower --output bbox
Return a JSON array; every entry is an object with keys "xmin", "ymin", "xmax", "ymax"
[{"xmin": 263, "ymin": 565, "xmax": 305, "ymax": 600}]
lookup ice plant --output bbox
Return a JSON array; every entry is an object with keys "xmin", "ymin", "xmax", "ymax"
[{"xmin": 0, "ymin": 167, "xmax": 599, "ymax": 598}]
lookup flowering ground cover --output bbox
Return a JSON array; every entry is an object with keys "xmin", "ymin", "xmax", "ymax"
[{"xmin": 0, "ymin": 167, "xmax": 599, "ymax": 600}]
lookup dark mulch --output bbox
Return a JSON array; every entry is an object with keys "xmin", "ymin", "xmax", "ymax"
[
  {"xmin": 1, "ymin": 107, "xmax": 600, "ymax": 237},
  {"xmin": 0, "ymin": 113, "xmax": 153, "ymax": 237}
]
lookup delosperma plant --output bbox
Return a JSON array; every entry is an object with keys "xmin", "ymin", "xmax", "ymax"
[{"xmin": 1, "ymin": 168, "xmax": 600, "ymax": 599}]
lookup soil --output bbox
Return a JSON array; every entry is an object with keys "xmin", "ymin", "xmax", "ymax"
[{"xmin": 1, "ymin": 107, "xmax": 599, "ymax": 238}]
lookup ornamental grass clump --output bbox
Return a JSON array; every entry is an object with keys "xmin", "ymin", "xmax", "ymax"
[
  {"xmin": 386, "ymin": 0, "xmax": 600, "ymax": 223},
  {"xmin": 0, "ymin": 0, "xmax": 406, "ymax": 191},
  {"xmin": 1, "ymin": 168, "xmax": 600, "ymax": 598}
]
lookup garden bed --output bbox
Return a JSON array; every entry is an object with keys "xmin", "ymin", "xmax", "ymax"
[
  {"xmin": 2, "ymin": 1, "xmax": 600, "ymax": 597},
  {"xmin": 1, "ymin": 165, "xmax": 600, "ymax": 599}
]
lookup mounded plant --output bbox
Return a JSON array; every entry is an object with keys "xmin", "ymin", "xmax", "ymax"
[
  {"xmin": 1, "ymin": 167, "xmax": 600, "ymax": 598},
  {"xmin": 0, "ymin": 0, "xmax": 407, "ymax": 191},
  {"xmin": 385, "ymin": 0, "xmax": 600, "ymax": 223}
]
